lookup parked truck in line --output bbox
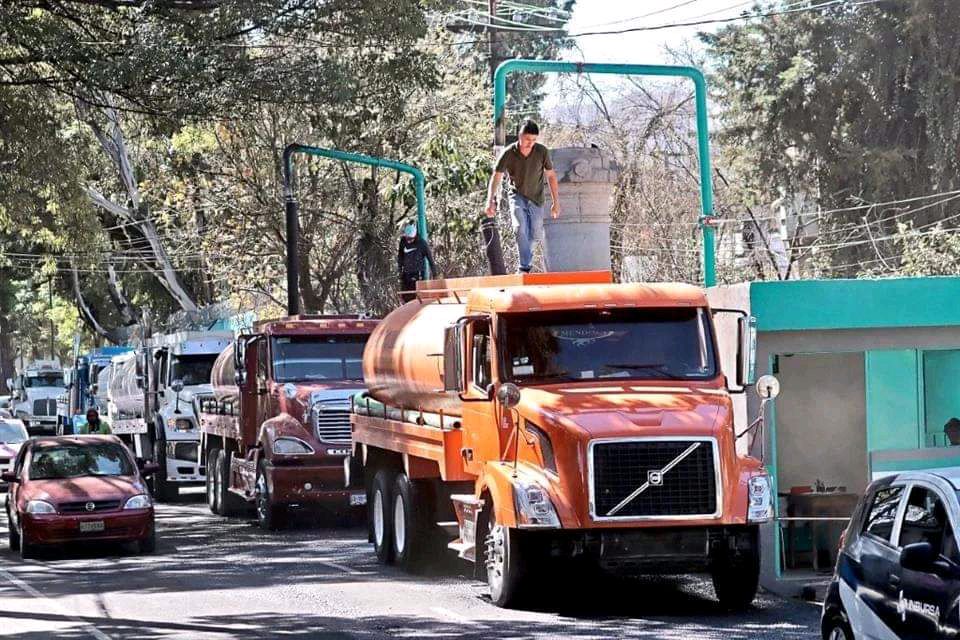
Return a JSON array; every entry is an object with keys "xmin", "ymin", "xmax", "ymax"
[
  {"xmin": 57, "ymin": 346, "xmax": 134, "ymax": 434},
  {"xmin": 106, "ymin": 331, "xmax": 233, "ymax": 501},
  {"xmin": 195, "ymin": 315, "xmax": 377, "ymax": 529},
  {"xmin": 8, "ymin": 360, "xmax": 64, "ymax": 436},
  {"xmin": 349, "ymin": 271, "xmax": 776, "ymax": 609}
]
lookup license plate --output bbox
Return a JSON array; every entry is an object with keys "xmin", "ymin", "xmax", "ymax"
[
  {"xmin": 349, "ymin": 493, "xmax": 367, "ymax": 506},
  {"xmin": 79, "ymin": 520, "xmax": 105, "ymax": 533}
]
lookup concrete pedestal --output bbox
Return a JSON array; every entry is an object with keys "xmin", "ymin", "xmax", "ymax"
[{"xmin": 543, "ymin": 147, "xmax": 620, "ymax": 272}]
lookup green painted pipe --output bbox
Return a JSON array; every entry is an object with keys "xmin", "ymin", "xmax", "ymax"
[
  {"xmin": 281, "ymin": 144, "xmax": 430, "ymax": 314},
  {"xmin": 492, "ymin": 60, "xmax": 716, "ymax": 287}
]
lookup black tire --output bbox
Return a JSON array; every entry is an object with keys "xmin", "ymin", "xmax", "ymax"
[
  {"xmin": 19, "ymin": 524, "xmax": 37, "ymax": 560},
  {"xmin": 482, "ymin": 504, "xmax": 528, "ymax": 608},
  {"xmin": 711, "ymin": 544, "xmax": 760, "ymax": 611},
  {"xmin": 371, "ymin": 470, "xmax": 395, "ymax": 565},
  {"xmin": 217, "ymin": 448, "xmax": 246, "ymax": 517},
  {"xmin": 139, "ymin": 524, "xmax": 157, "ymax": 554},
  {"xmin": 7, "ymin": 504, "xmax": 20, "ymax": 551},
  {"xmin": 152, "ymin": 440, "xmax": 177, "ymax": 502},
  {"xmin": 391, "ymin": 473, "xmax": 430, "ymax": 571},
  {"xmin": 822, "ymin": 613, "xmax": 853, "ymax": 640},
  {"xmin": 206, "ymin": 447, "xmax": 221, "ymax": 515},
  {"xmin": 255, "ymin": 459, "xmax": 284, "ymax": 531}
]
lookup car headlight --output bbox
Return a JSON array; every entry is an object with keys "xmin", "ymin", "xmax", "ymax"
[
  {"xmin": 273, "ymin": 437, "xmax": 314, "ymax": 456},
  {"xmin": 123, "ymin": 494, "xmax": 152, "ymax": 510},
  {"xmin": 513, "ymin": 479, "xmax": 560, "ymax": 529},
  {"xmin": 747, "ymin": 474, "xmax": 774, "ymax": 523},
  {"xmin": 25, "ymin": 500, "xmax": 56, "ymax": 514},
  {"xmin": 167, "ymin": 418, "xmax": 194, "ymax": 432}
]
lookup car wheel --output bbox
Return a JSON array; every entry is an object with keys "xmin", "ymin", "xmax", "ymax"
[
  {"xmin": 371, "ymin": 470, "xmax": 395, "ymax": 565},
  {"xmin": 6, "ymin": 505, "xmax": 20, "ymax": 551},
  {"xmin": 206, "ymin": 447, "xmax": 221, "ymax": 515},
  {"xmin": 19, "ymin": 524, "xmax": 37, "ymax": 560},
  {"xmin": 138, "ymin": 524, "xmax": 157, "ymax": 554},
  {"xmin": 823, "ymin": 615, "xmax": 853, "ymax": 640},
  {"xmin": 255, "ymin": 460, "xmax": 284, "ymax": 531}
]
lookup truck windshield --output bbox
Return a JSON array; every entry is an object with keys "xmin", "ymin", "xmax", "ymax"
[
  {"xmin": 170, "ymin": 354, "xmax": 217, "ymax": 387},
  {"xmin": 24, "ymin": 374, "xmax": 64, "ymax": 388},
  {"xmin": 29, "ymin": 442, "xmax": 134, "ymax": 480},
  {"xmin": 271, "ymin": 336, "xmax": 366, "ymax": 383},
  {"xmin": 502, "ymin": 307, "xmax": 717, "ymax": 384}
]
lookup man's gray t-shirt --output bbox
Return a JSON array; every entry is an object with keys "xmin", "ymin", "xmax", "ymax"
[{"xmin": 495, "ymin": 142, "xmax": 553, "ymax": 206}]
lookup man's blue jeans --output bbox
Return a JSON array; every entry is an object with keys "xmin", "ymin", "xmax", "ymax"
[{"xmin": 509, "ymin": 194, "xmax": 545, "ymax": 272}]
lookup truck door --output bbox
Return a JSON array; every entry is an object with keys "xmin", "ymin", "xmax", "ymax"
[
  {"xmin": 461, "ymin": 318, "xmax": 501, "ymax": 469},
  {"xmin": 894, "ymin": 484, "xmax": 960, "ymax": 640},
  {"xmin": 239, "ymin": 336, "xmax": 267, "ymax": 445}
]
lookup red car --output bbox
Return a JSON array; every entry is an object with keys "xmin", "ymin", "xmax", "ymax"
[{"xmin": 2, "ymin": 435, "xmax": 159, "ymax": 558}]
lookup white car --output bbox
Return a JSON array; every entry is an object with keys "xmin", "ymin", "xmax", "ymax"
[{"xmin": 0, "ymin": 409, "xmax": 28, "ymax": 487}]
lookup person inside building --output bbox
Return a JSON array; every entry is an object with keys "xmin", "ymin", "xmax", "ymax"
[
  {"xmin": 485, "ymin": 119, "xmax": 561, "ymax": 273},
  {"xmin": 80, "ymin": 408, "xmax": 110, "ymax": 435},
  {"xmin": 397, "ymin": 221, "xmax": 437, "ymax": 302},
  {"xmin": 944, "ymin": 417, "xmax": 960, "ymax": 445}
]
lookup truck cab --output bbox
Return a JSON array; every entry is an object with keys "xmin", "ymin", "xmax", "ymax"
[
  {"xmin": 197, "ymin": 315, "xmax": 377, "ymax": 529},
  {"xmin": 8, "ymin": 360, "xmax": 64, "ymax": 436},
  {"xmin": 58, "ymin": 347, "xmax": 134, "ymax": 434}
]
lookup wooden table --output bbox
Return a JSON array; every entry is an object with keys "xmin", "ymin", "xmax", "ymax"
[{"xmin": 784, "ymin": 492, "xmax": 860, "ymax": 572}]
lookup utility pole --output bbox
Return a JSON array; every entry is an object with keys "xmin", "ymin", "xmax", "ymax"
[
  {"xmin": 483, "ymin": 0, "xmax": 508, "ymax": 275},
  {"xmin": 48, "ymin": 278, "xmax": 55, "ymax": 360}
]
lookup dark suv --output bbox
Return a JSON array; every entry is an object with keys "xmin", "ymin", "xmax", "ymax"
[{"xmin": 822, "ymin": 470, "xmax": 960, "ymax": 639}]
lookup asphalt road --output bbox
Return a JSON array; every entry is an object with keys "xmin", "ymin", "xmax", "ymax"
[{"xmin": 0, "ymin": 492, "xmax": 822, "ymax": 640}]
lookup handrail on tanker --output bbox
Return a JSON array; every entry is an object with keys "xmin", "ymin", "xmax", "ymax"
[
  {"xmin": 492, "ymin": 59, "xmax": 717, "ymax": 287},
  {"xmin": 281, "ymin": 144, "xmax": 430, "ymax": 315}
]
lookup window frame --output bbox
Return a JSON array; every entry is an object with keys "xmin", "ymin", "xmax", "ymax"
[
  {"xmin": 895, "ymin": 480, "xmax": 960, "ymax": 561},
  {"xmin": 861, "ymin": 482, "xmax": 909, "ymax": 548}
]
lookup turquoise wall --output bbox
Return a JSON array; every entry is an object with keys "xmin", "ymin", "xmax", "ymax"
[{"xmin": 864, "ymin": 350, "xmax": 923, "ymax": 452}]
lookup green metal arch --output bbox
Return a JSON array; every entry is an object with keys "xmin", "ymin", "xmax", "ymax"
[{"xmin": 492, "ymin": 59, "xmax": 716, "ymax": 286}]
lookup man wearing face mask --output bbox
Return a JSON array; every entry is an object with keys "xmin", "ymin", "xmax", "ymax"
[{"xmin": 397, "ymin": 221, "xmax": 438, "ymax": 303}]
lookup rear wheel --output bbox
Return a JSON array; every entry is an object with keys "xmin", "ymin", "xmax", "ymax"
[
  {"xmin": 216, "ymin": 448, "xmax": 246, "ymax": 517},
  {"xmin": 206, "ymin": 447, "xmax": 221, "ymax": 515},
  {"xmin": 255, "ymin": 460, "xmax": 284, "ymax": 531},
  {"xmin": 711, "ymin": 543, "xmax": 760, "ymax": 611},
  {"xmin": 483, "ymin": 506, "xmax": 528, "ymax": 608},
  {"xmin": 392, "ymin": 473, "xmax": 429, "ymax": 571},
  {"xmin": 371, "ymin": 470, "xmax": 395, "ymax": 564}
]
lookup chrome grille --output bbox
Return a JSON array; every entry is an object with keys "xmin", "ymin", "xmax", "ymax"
[
  {"xmin": 590, "ymin": 438, "xmax": 719, "ymax": 520},
  {"xmin": 32, "ymin": 399, "xmax": 57, "ymax": 416},
  {"xmin": 312, "ymin": 402, "xmax": 352, "ymax": 444}
]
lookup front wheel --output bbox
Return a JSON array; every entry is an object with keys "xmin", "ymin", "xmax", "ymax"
[
  {"xmin": 216, "ymin": 448, "xmax": 245, "ymax": 517},
  {"xmin": 7, "ymin": 505, "xmax": 20, "ymax": 551},
  {"xmin": 152, "ymin": 441, "xmax": 177, "ymax": 503},
  {"xmin": 206, "ymin": 447, "xmax": 221, "ymax": 515},
  {"xmin": 483, "ymin": 507, "xmax": 528, "ymax": 608},
  {"xmin": 138, "ymin": 524, "xmax": 157, "ymax": 554},
  {"xmin": 711, "ymin": 544, "xmax": 760, "ymax": 611},
  {"xmin": 822, "ymin": 613, "xmax": 853, "ymax": 640},
  {"xmin": 255, "ymin": 460, "xmax": 284, "ymax": 531},
  {"xmin": 19, "ymin": 524, "xmax": 37, "ymax": 560}
]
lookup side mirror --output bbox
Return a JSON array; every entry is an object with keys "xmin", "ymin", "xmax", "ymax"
[
  {"xmin": 1, "ymin": 471, "xmax": 18, "ymax": 484},
  {"xmin": 171, "ymin": 379, "xmax": 184, "ymax": 394},
  {"xmin": 756, "ymin": 375, "xmax": 780, "ymax": 400},
  {"xmin": 138, "ymin": 461, "xmax": 161, "ymax": 477},
  {"xmin": 900, "ymin": 541, "xmax": 937, "ymax": 572},
  {"xmin": 443, "ymin": 324, "xmax": 463, "ymax": 393},
  {"xmin": 736, "ymin": 315, "xmax": 757, "ymax": 387},
  {"xmin": 496, "ymin": 382, "xmax": 521, "ymax": 409}
]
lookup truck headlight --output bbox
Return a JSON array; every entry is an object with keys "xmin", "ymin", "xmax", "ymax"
[
  {"xmin": 273, "ymin": 437, "xmax": 314, "ymax": 456},
  {"xmin": 167, "ymin": 418, "xmax": 194, "ymax": 432},
  {"xmin": 747, "ymin": 474, "xmax": 774, "ymax": 523},
  {"xmin": 123, "ymin": 494, "xmax": 152, "ymax": 510},
  {"xmin": 25, "ymin": 500, "xmax": 56, "ymax": 514},
  {"xmin": 513, "ymin": 479, "xmax": 560, "ymax": 529}
]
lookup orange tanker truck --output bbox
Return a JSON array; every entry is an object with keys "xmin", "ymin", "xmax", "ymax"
[{"xmin": 349, "ymin": 271, "xmax": 776, "ymax": 609}]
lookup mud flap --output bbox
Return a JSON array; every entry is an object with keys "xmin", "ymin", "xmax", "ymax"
[{"xmin": 448, "ymin": 494, "xmax": 484, "ymax": 563}]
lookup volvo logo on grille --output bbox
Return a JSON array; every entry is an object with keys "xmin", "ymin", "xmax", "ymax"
[
  {"xmin": 647, "ymin": 470, "xmax": 664, "ymax": 486},
  {"xmin": 85, "ymin": 502, "xmax": 95, "ymax": 512}
]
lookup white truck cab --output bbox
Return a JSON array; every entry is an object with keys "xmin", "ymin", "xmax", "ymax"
[{"xmin": 7, "ymin": 360, "xmax": 63, "ymax": 436}]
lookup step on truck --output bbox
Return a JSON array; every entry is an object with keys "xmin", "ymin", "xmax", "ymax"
[
  {"xmin": 195, "ymin": 315, "xmax": 377, "ymax": 529},
  {"xmin": 107, "ymin": 331, "xmax": 233, "ymax": 501},
  {"xmin": 8, "ymin": 360, "xmax": 64, "ymax": 436},
  {"xmin": 350, "ymin": 271, "xmax": 777, "ymax": 609}
]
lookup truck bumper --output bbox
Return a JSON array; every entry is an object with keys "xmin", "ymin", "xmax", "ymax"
[
  {"xmin": 23, "ymin": 418, "xmax": 57, "ymax": 436},
  {"xmin": 165, "ymin": 441, "xmax": 204, "ymax": 483},
  {"xmin": 529, "ymin": 525, "xmax": 758, "ymax": 574},
  {"xmin": 264, "ymin": 460, "xmax": 365, "ymax": 509}
]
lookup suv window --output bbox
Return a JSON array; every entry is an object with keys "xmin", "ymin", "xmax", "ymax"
[
  {"xmin": 863, "ymin": 485, "xmax": 904, "ymax": 542},
  {"xmin": 899, "ymin": 486, "xmax": 957, "ymax": 560}
]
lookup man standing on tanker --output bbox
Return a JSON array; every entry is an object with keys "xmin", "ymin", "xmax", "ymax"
[{"xmin": 485, "ymin": 119, "xmax": 560, "ymax": 273}]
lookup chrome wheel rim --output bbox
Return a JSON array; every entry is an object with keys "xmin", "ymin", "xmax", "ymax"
[
  {"xmin": 485, "ymin": 519, "xmax": 505, "ymax": 594},
  {"xmin": 206, "ymin": 468, "xmax": 216, "ymax": 508},
  {"xmin": 255, "ymin": 473, "xmax": 268, "ymax": 522},
  {"xmin": 828, "ymin": 628, "xmax": 845, "ymax": 640},
  {"xmin": 373, "ymin": 488, "xmax": 385, "ymax": 548},
  {"xmin": 393, "ymin": 494, "xmax": 406, "ymax": 555}
]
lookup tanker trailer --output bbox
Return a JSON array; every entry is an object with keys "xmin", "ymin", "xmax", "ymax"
[{"xmin": 351, "ymin": 271, "xmax": 779, "ymax": 609}]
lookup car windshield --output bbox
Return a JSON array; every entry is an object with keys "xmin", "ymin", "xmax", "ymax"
[
  {"xmin": 24, "ymin": 374, "xmax": 64, "ymax": 388},
  {"xmin": 170, "ymin": 354, "xmax": 217, "ymax": 387},
  {"xmin": 0, "ymin": 422, "xmax": 27, "ymax": 443},
  {"xmin": 271, "ymin": 336, "xmax": 366, "ymax": 383},
  {"xmin": 502, "ymin": 307, "xmax": 718, "ymax": 384},
  {"xmin": 29, "ymin": 443, "xmax": 134, "ymax": 480}
]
